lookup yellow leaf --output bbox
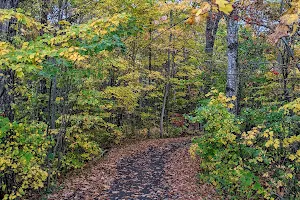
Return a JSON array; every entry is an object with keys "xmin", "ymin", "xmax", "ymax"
[
  {"xmin": 100, "ymin": 30, "xmax": 108, "ymax": 35},
  {"xmin": 29, "ymin": 54, "xmax": 35, "ymax": 59},
  {"xmin": 227, "ymin": 103, "xmax": 234, "ymax": 109},
  {"xmin": 215, "ymin": 0, "xmax": 233, "ymax": 15},
  {"xmin": 265, "ymin": 139, "xmax": 273, "ymax": 147},
  {"xmin": 22, "ymin": 42, "xmax": 29, "ymax": 49},
  {"xmin": 196, "ymin": 2, "xmax": 211, "ymax": 16},
  {"xmin": 257, "ymin": 157, "xmax": 263, "ymax": 162},
  {"xmin": 289, "ymin": 154, "xmax": 296, "ymax": 161},
  {"xmin": 62, "ymin": 43, "xmax": 68, "ymax": 47},
  {"xmin": 286, "ymin": 173, "xmax": 293, "ymax": 179},
  {"xmin": 269, "ymin": 131, "xmax": 274, "ymax": 137},
  {"xmin": 273, "ymin": 139, "xmax": 280, "ymax": 149},
  {"xmin": 291, "ymin": 23, "xmax": 298, "ymax": 36},
  {"xmin": 16, "ymin": 70, "xmax": 24, "ymax": 78},
  {"xmin": 280, "ymin": 14, "xmax": 299, "ymax": 25},
  {"xmin": 221, "ymin": 4, "xmax": 233, "ymax": 15}
]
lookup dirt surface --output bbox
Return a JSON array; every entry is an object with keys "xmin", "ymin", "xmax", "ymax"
[{"xmin": 47, "ymin": 137, "xmax": 216, "ymax": 200}]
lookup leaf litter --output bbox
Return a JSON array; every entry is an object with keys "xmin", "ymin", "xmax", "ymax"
[{"xmin": 47, "ymin": 137, "xmax": 217, "ymax": 200}]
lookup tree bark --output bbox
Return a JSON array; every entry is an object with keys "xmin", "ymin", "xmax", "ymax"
[
  {"xmin": 160, "ymin": 83, "xmax": 169, "ymax": 137},
  {"xmin": 0, "ymin": 1, "xmax": 19, "ymax": 198},
  {"xmin": 40, "ymin": 0, "xmax": 50, "ymax": 25},
  {"xmin": 226, "ymin": 10, "xmax": 239, "ymax": 114},
  {"xmin": 277, "ymin": 0, "xmax": 290, "ymax": 102},
  {"xmin": 160, "ymin": 10, "xmax": 173, "ymax": 137},
  {"xmin": 148, "ymin": 19, "xmax": 152, "ymax": 84},
  {"xmin": 205, "ymin": 12, "xmax": 222, "ymax": 54},
  {"xmin": 50, "ymin": 77, "xmax": 57, "ymax": 129},
  {"xmin": 0, "ymin": 70, "xmax": 15, "ymax": 121},
  {"xmin": 0, "ymin": 0, "xmax": 19, "ymax": 121},
  {"xmin": 38, "ymin": 0, "xmax": 51, "ymax": 121},
  {"xmin": 0, "ymin": 0, "xmax": 19, "ymax": 9}
]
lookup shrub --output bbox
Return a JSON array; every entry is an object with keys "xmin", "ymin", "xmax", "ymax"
[
  {"xmin": 190, "ymin": 91, "xmax": 300, "ymax": 199},
  {"xmin": 0, "ymin": 117, "xmax": 50, "ymax": 200}
]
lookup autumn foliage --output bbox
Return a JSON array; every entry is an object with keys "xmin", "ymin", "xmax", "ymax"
[{"xmin": 0, "ymin": 0, "xmax": 299, "ymax": 199}]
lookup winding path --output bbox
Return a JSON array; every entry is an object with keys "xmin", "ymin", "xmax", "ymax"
[
  {"xmin": 47, "ymin": 137, "xmax": 216, "ymax": 200},
  {"xmin": 102, "ymin": 142, "xmax": 188, "ymax": 199}
]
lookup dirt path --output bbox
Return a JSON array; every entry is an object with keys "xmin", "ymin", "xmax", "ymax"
[{"xmin": 47, "ymin": 137, "xmax": 216, "ymax": 200}]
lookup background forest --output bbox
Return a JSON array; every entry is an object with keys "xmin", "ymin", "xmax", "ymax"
[{"xmin": 0, "ymin": 0, "xmax": 299, "ymax": 199}]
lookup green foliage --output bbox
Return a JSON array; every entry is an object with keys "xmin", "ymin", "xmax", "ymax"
[
  {"xmin": 190, "ymin": 92, "xmax": 300, "ymax": 199},
  {"xmin": 0, "ymin": 5, "xmax": 138, "ymax": 198},
  {"xmin": 1, "ymin": 0, "xmax": 299, "ymax": 199},
  {"xmin": 0, "ymin": 117, "xmax": 50, "ymax": 200}
]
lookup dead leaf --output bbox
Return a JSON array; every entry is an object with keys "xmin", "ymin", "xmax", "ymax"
[
  {"xmin": 186, "ymin": 16, "xmax": 195, "ymax": 25},
  {"xmin": 268, "ymin": 24, "xmax": 289, "ymax": 44},
  {"xmin": 280, "ymin": 13, "xmax": 299, "ymax": 25},
  {"xmin": 196, "ymin": 2, "xmax": 211, "ymax": 16}
]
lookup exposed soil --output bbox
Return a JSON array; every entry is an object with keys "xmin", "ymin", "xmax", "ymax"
[{"xmin": 47, "ymin": 137, "xmax": 216, "ymax": 200}]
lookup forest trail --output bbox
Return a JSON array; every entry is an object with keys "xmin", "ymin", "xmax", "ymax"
[{"xmin": 47, "ymin": 137, "xmax": 216, "ymax": 200}]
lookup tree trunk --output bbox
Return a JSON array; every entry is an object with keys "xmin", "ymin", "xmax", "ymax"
[
  {"xmin": 160, "ymin": 83, "xmax": 169, "ymax": 137},
  {"xmin": 226, "ymin": 10, "xmax": 239, "ymax": 114},
  {"xmin": 0, "ymin": 70, "xmax": 15, "ymax": 121},
  {"xmin": 0, "ymin": 0, "xmax": 19, "ymax": 121},
  {"xmin": 203, "ymin": 11, "xmax": 222, "ymax": 94},
  {"xmin": 148, "ymin": 19, "xmax": 152, "ymax": 84},
  {"xmin": 160, "ymin": 10, "xmax": 173, "ymax": 137},
  {"xmin": 278, "ymin": 44, "xmax": 290, "ymax": 102},
  {"xmin": 0, "ymin": 1, "xmax": 19, "ymax": 198},
  {"xmin": 38, "ymin": 0, "xmax": 50, "ymax": 121},
  {"xmin": 40, "ymin": 0, "xmax": 50, "ymax": 25},
  {"xmin": 205, "ymin": 11, "xmax": 222, "ymax": 54},
  {"xmin": 50, "ymin": 77, "xmax": 57, "ymax": 129}
]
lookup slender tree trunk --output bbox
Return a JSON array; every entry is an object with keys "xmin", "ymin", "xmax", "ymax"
[
  {"xmin": 147, "ymin": 19, "xmax": 152, "ymax": 138},
  {"xmin": 50, "ymin": 77, "xmax": 57, "ymax": 129},
  {"xmin": 58, "ymin": 0, "xmax": 64, "ymax": 22},
  {"xmin": 38, "ymin": 0, "xmax": 51, "ymax": 121},
  {"xmin": 0, "ymin": 1, "xmax": 18, "ymax": 198},
  {"xmin": 0, "ymin": 0, "xmax": 19, "ymax": 122},
  {"xmin": 203, "ymin": 11, "xmax": 222, "ymax": 94},
  {"xmin": 0, "ymin": 0, "xmax": 19, "ymax": 38},
  {"xmin": 205, "ymin": 11, "xmax": 222, "ymax": 54},
  {"xmin": 41, "ymin": 0, "xmax": 50, "ymax": 25},
  {"xmin": 148, "ymin": 20, "xmax": 152, "ymax": 84},
  {"xmin": 226, "ymin": 10, "xmax": 239, "ymax": 114},
  {"xmin": 278, "ymin": 46, "xmax": 290, "ymax": 102},
  {"xmin": 46, "ymin": 76, "xmax": 57, "ymax": 190},
  {"xmin": 277, "ymin": 0, "xmax": 290, "ymax": 102},
  {"xmin": 0, "ymin": 70, "xmax": 14, "ymax": 121},
  {"xmin": 160, "ymin": 10, "xmax": 173, "ymax": 137},
  {"xmin": 160, "ymin": 84, "xmax": 169, "ymax": 137}
]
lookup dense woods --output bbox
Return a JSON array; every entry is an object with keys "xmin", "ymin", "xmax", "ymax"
[{"xmin": 0, "ymin": 0, "xmax": 299, "ymax": 199}]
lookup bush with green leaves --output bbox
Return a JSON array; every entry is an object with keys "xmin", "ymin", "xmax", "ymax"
[
  {"xmin": 190, "ymin": 91, "xmax": 300, "ymax": 199},
  {"xmin": 0, "ymin": 117, "xmax": 50, "ymax": 200}
]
